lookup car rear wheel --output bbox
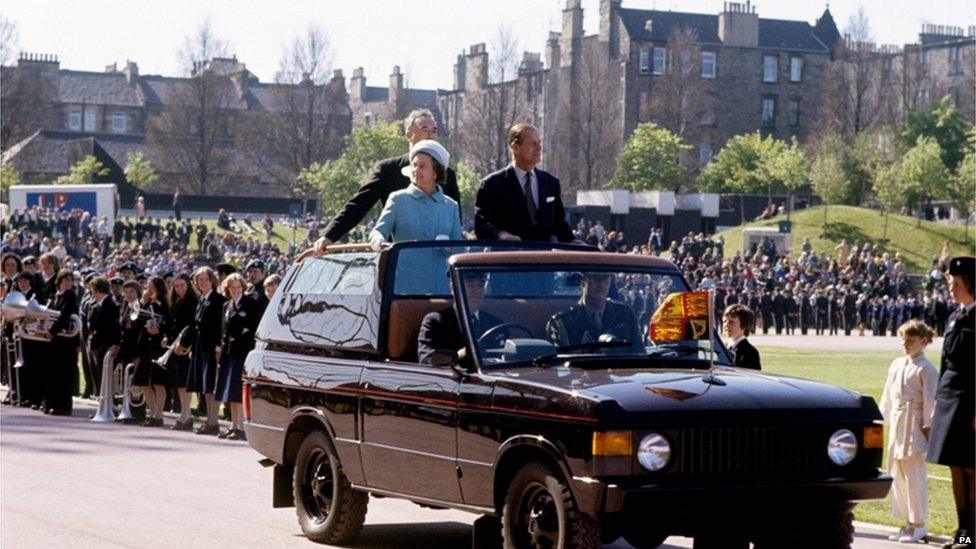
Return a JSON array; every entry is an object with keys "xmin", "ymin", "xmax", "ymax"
[
  {"xmin": 293, "ymin": 431, "xmax": 368, "ymax": 544},
  {"xmin": 501, "ymin": 462, "xmax": 600, "ymax": 549}
]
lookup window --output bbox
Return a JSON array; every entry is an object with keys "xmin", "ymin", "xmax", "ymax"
[
  {"xmin": 653, "ymin": 47, "xmax": 667, "ymax": 75},
  {"xmin": 700, "ymin": 107, "xmax": 716, "ymax": 126},
  {"xmin": 111, "ymin": 113, "xmax": 126, "ymax": 133},
  {"xmin": 788, "ymin": 99, "xmax": 799, "ymax": 127},
  {"xmin": 920, "ymin": 49, "xmax": 929, "ymax": 65},
  {"xmin": 701, "ymin": 52, "xmax": 716, "ymax": 78},
  {"xmin": 639, "ymin": 47, "xmax": 650, "ymax": 74},
  {"xmin": 761, "ymin": 97, "xmax": 776, "ymax": 126},
  {"xmin": 699, "ymin": 143, "xmax": 713, "ymax": 164},
  {"xmin": 364, "ymin": 112, "xmax": 373, "ymax": 126},
  {"xmin": 882, "ymin": 58, "xmax": 893, "ymax": 82},
  {"xmin": 83, "ymin": 110, "xmax": 96, "ymax": 131},
  {"xmin": 68, "ymin": 110, "xmax": 81, "ymax": 131},
  {"xmin": 949, "ymin": 46, "xmax": 962, "ymax": 75},
  {"xmin": 789, "ymin": 56, "xmax": 803, "ymax": 82},
  {"xmin": 762, "ymin": 55, "xmax": 778, "ymax": 83},
  {"xmin": 918, "ymin": 88, "xmax": 930, "ymax": 105}
]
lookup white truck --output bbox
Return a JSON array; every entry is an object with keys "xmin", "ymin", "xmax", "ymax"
[{"xmin": 7, "ymin": 184, "xmax": 117, "ymax": 221}]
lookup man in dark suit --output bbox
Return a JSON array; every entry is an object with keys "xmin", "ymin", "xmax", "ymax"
[
  {"xmin": 312, "ymin": 109, "xmax": 460, "ymax": 252},
  {"xmin": 722, "ymin": 304, "xmax": 761, "ymax": 370},
  {"xmin": 245, "ymin": 259, "xmax": 269, "ymax": 316},
  {"xmin": 44, "ymin": 269, "xmax": 79, "ymax": 415},
  {"xmin": 927, "ymin": 256, "xmax": 975, "ymax": 549},
  {"xmin": 418, "ymin": 275, "xmax": 501, "ymax": 365},
  {"xmin": 474, "ymin": 123, "xmax": 576, "ymax": 243},
  {"xmin": 86, "ymin": 276, "xmax": 121, "ymax": 399}
]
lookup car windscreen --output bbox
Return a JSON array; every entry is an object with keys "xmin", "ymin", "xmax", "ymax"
[{"xmin": 455, "ymin": 266, "xmax": 732, "ymax": 368}]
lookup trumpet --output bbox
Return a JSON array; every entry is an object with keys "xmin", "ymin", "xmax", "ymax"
[
  {"xmin": 127, "ymin": 301, "xmax": 165, "ymax": 324},
  {"xmin": 155, "ymin": 326, "xmax": 189, "ymax": 370}
]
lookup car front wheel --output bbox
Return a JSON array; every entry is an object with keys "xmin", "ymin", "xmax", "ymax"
[
  {"xmin": 501, "ymin": 462, "xmax": 600, "ymax": 549},
  {"xmin": 293, "ymin": 431, "xmax": 368, "ymax": 544}
]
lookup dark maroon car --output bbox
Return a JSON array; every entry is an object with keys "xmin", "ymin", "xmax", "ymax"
[{"xmin": 243, "ymin": 241, "xmax": 890, "ymax": 549}]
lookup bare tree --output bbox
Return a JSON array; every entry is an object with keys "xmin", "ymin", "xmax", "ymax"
[
  {"xmin": 147, "ymin": 18, "xmax": 237, "ymax": 194},
  {"xmin": 573, "ymin": 47, "xmax": 621, "ymax": 189},
  {"xmin": 489, "ymin": 23, "xmax": 520, "ymax": 84},
  {"xmin": 1, "ymin": 15, "xmax": 18, "ymax": 67},
  {"xmin": 455, "ymin": 82, "xmax": 526, "ymax": 175},
  {"xmin": 817, "ymin": 9, "xmax": 882, "ymax": 140},
  {"xmin": 647, "ymin": 27, "xmax": 710, "ymax": 143},
  {"xmin": 239, "ymin": 24, "xmax": 347, "ymax": 195}
]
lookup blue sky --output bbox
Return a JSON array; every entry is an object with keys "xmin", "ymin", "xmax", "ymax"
[{"xmin": 3, "ymin": 0, "xmax": 974, "ymax": 89}]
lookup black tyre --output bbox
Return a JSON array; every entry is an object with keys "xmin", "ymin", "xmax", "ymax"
[
  {"xmin": 623, "ymin": 529, "xmax": 667, "ymax": 549},
  {"xmin": 292, "ymin": 431, "xmax": 368, "ymax": 544},
  {"xmin": 501, "ymin": 462, "xmax": 600, "ymax": 549}
]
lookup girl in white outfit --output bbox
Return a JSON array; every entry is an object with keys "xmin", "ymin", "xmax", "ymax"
[{"xmin": 880, "ymin": 320, "xmax": 939, "ymax": 544}]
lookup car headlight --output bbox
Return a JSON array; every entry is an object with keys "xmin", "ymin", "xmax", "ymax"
[
  {"xmin": 827, "ymin": 429, "xmax": 858, "ymax": 466},
  {"xmin": 638, "ymin": 433, "xmax": 671, "ymax": 472}
]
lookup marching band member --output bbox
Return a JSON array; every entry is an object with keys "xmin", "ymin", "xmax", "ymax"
[
  {"xmin": 43, "ymin": 269, "xmax": 79, "ymax": 415},
  {"xmin": 0, "ymin": 253, "xmax": 22, "ymax": 405},
  {"xmin": 117, "ymin": 280, "xmax": 144, "ymax": 422},
  {"xmin": 185, "ymin": 267, "xmax": 225, "ymax": 436},
  {"xmin": 215, "ymin": 273, "xmax": 257, "ymax": 440},
  {"xmin": 135, "ymin": 277, "xmax": 170, "ymax": 427},
  {"xmin": 79, "ymin": 273, "xmax": 98, "ymax": 398},
  {"xmin": 20, "ymin": 253, "xmax": 59, "ymax": 409},
  {"xmin": 167, "ymin": 273, "xmax": 198, "ymax": 431},
  {"xmin": 86, "ymin": 276, "xmax": 120, "ymax": 413}
]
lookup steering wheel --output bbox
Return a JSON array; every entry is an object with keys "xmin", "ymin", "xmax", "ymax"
[{"xmin": 477, "ymin": 322, "xmax": 535, "ymax": 346}]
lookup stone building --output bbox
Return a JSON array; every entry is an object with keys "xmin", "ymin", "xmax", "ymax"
[
  {"xmin": 346, "ymin": 65, "xmax": 441, "ymax": 127},
  {"xmin": 1, "ymin": 54, "xmax": 352, "ymax": 197},
  {"xmin": 440, "ymin": 0, "xmax": 840, "ymax": 190}
]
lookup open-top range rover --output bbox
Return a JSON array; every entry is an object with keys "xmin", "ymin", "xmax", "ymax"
[{"xmin": 243, "ymin": 241, "xmax": 890, "ymax": 548}]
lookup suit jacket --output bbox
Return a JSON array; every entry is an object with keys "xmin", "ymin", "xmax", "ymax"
[
  {"xmin": 731, "ymin": 337, "xmax": 761, "ymax": 370},
  {"xmin": 222, "ymin": 294, "xmax": 259, "ymax": 361},
  {"xmin": 475, "ymin": 165, "xmax": 574, "ymax": 243},
  {"xmin": 324, "ymin": 154, "xmax": 460, "ymax": 243},
  {"xmin": 47, "ymin": 289, "xmax": 79, "ymax": 345},
  {"xmin": 926, "ymin": 304, "xmax": 975, "ymax": 467},
  {"xmin": 417, "ymin": 307, "xmax": 502, "ymax": 365},
  {"xmin": 88, "ymin": 295, "xmax": 121, "ymax": 356},
  {"xmin": 186, "ymin": 291, "xmax": 226, "ymax": 352}
]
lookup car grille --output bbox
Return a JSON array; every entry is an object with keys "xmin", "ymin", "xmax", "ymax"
[{"xmin": 669, "ymin": 426, "xmax": 827, "ymax": 477}]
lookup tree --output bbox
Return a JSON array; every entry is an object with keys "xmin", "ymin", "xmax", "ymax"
[
  {"xmin": 124, "ymin": 151, "xmax": 159, "ymax": 191},
  {"xmin": 296, "ymin": 120, "xmax": 404, "ymax": 217},
  {"xmin": 950, "ymin": 145, "xmax": 975, "ymax": 237},
  {"xmin": 817, "ymin": 9, "xmax": 881, "ymax": 140},
  {"xmin": 765, "ymin": 138, "xmax": 808, "ymax": 221},
  {"xmin": 238, "ymin": 24, "xmax": 348, "ymax": 195},
  {"xmin": 1, "ymin": 15, "xmax": 18, "ymax": 67},
  {"xmin": 0, "ymin": 163, "xmax": 20, "ymax": 195},
  {"xmin": 146, "ymin": 18, "xmax": 235, "ymax": 194},
  {"xmin": 647, "ymin": 27, "xmax": 711, "ymax": 143},
  {"xmin": 899, "ymin": 96, "xmax": 969, "ymax": 172},
  {"xmin": 56, "ymin": 155, "xmax": 108, "ymax": 184},
  {"xmin": 809, "ymin": 148, "xmax": 852, "ymax": 228},
  {"xmin": 454, "ymin": 161, "xmax": 480, "ymax": 208},
  {"xmin": 899, "ymin": 136, "xmax": 949, "ymax": 227},
  {"xmin": 489, "ymin": 23, "xmax": 519, "ymax": 84},
  {"xmin": 609, "ymin": 123, "xmax": 690, "ymax": 191},
  {"xmin": 872, "ymin": 162, "xmax": 905, "ymax": 242}
]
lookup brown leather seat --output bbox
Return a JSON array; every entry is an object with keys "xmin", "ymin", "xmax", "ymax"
[{"xmin": 387, "ymin": 298, "xmax": 451, "ymax": 361}]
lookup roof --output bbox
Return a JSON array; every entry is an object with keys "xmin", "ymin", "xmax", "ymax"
[
  {"xmin": 59, "ymin": 70, "xmax": 143, "ymax": 107},
  {"xmin": 617, "ymin": 8, "xmax": 829, "ymax": 53},
  {"xmin": 1, "ymin": 130, "xmax": 123, "ymax": 177},
  {"xmin": 138, "ymin": 75, "xmax": 249, "ymax": 110},
  {"xmin": 449, "ymin": 250, "xmax": 677, "ymax": 269}
]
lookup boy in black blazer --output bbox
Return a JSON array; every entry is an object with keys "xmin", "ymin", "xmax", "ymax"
[{"xmin": 722, "ymin": 304, "xmax": 761, "ymax": 370}]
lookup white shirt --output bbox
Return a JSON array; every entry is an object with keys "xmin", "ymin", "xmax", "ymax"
[
  {"xmin": 727, "ymin": 335, "xmax": 745, "ymax": 349},
  {"xmin": 511, "ymin": 164, "xmax": 538, "ymax": 208}
]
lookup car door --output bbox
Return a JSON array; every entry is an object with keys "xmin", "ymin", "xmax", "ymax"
[{"xmin": 359, "ymin": 361, "xmax": 462, "ymax": 503}]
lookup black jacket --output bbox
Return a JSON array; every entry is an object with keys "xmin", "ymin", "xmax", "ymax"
[
  {"xmin": 474, "ymin": 165, "xmax": 574, "ymax": 243},
  {"xmin": 47, "ymin": 289, "xmax": 79, "ymax": 344},
  {"xmin": 222, "ymin": 294, "xmax": 259, "ymax": 361},
  {"xmin": 927, "ymin": 304, "xmax": 975, "ymax": 467},
  {"xmin": 187, "ymin": 291, "xmax": 226, "ymax": 352},
  {"xmin": 324, "ymin": 154, "xmax": 461, "ymax": 243},
  {"xmin": 731, "ymin": 337, "xmax": 761, "ymax": 370},
  {"xmin": 88, "ymin": 295, "xmax": 121, "ymax": 355},
  {"xmin": 417, "ymin": 307, "xmax": 502, "ymax": 365}
]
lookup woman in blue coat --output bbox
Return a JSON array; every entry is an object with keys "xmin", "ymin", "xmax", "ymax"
[
  {"xmin": 926, "ymin": 256, "xmax": 975, "ymax": 548},
  {"xmin": 215, "ymin": 273, "xmax": 258, "ymax": 441}
]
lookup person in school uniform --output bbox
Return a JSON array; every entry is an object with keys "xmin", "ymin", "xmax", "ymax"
[
  {"xmin": 214, "ymin": 273, "xmax": 258, "ymax": 441},
  {"xmin": 722, "ymin": 304, "xmax": 761, "ymax": 371},
  {"xmin": 185, "ymin": 267, "xmax": 225, "ymax": 436}
]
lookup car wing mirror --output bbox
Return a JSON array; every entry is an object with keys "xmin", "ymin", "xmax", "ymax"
[{"xmin": 430, "ymin": 350, "xmax": 459, "ymax": 368}]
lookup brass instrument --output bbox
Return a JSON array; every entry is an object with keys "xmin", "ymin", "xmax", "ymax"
[
  {"xmin": 91, "ymin": 352, "xmax": 117, "ymax": 422},
  {"xmin": 128, "ymin": 301, "xmax": 164, "ymax": 324},
  {"xmin": 2, "ymin": 291, "xmax": 82, "ymax": 341},
  {"xmin": 155, "ymin": 326, "xmax": 189, "ymax": 370}
]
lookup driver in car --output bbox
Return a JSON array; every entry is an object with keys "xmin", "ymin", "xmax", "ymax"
[
  {"xmin": 418, "ymin": 273, "xmax": 502, "ymax": 365},
  {"xmin": 546, "ymin": 272, "xmax": 644, "ymax": 351}
]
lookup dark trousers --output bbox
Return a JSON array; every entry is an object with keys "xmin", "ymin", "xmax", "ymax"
[
  {"xmin": 774, "ymin": 314, "xmax": 784, "ymax": 334},
  {"xmin": 951, "ymin": 466, "xmax": 975, "ymax": 539},
  {"xmin": 815, "ymin": 313, "xmax": 827, "ymax": 335},
  {"xmin": 44, "ymin": 340, "xmax": 77, "ymax": 413},
  {"xmin": 19, "ymin": 340, "xmax": 43, "ymax": 405}
]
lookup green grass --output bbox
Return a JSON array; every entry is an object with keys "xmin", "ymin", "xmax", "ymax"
[
  {"xmin": 719, "ymin": 205, "xmax": 975, "ymax": 274},
  {"xmin": 194, "ymin": 219, "xmax": 311, "ymax": 250},
  {"xmin": 760, "ymin": 345, "xmax": 956, "ymax": 535}
]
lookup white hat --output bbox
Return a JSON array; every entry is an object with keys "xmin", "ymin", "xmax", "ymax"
[{"xmin": 403, "ymin": 140, "xmax": 450, "ymax": 177}]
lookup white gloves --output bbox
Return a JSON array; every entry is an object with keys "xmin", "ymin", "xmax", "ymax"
[{"xmin": 369, "ymin": 231, "xmax": 387, "ymax": 252}]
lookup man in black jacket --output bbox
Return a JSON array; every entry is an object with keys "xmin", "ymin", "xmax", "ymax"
[
  {"xmin": 417, "ymin": 275, "xmax": 502, "ymax": 365},
  {"xmin": 86, "ymin": 276, "xmax": 121, "ymax": 399},
  {"xmin": 475, "ymin": 123, "xmax": 575, "ymax": 243},
  {"xmin": 313, "ymin": 109, "xmax": 460, "ymax": 252}
]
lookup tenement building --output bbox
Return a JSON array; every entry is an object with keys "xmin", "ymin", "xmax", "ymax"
[
  {"xmin": 346, "ymin": 65, "xmax": 441, "ymax": 127},
  {"xmin": 440, "ymin": 0, "xmax": 841, "ymax": 190},
  {"xmin": 1, "ymin": 54, "xmax": 352, "ymax": 197}
]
